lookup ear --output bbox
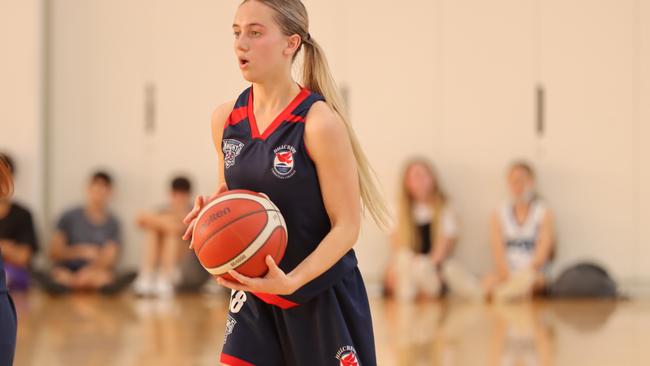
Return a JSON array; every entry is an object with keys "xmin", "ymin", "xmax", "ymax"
[{"xmin": 284, "ymin": 34, "xmax": 302, "ymax": 57}]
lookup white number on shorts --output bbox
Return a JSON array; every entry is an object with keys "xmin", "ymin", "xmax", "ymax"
[{"xmin": 229, "ymin": 290, "xmax": 247, "ymax": 313}]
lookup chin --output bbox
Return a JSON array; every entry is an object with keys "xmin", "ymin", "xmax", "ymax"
[{"xmin": 240, "ymin": 70, "xmax": 260, "ymax": 83}]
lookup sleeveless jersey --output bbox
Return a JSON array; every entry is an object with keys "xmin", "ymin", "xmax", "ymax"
[
  {"xmin": 222, "ymin": 86, "xmax": 358, "ymax": 308},
  {"xmin": 499, "ymin": 199, "xmax": 546, "ymax": 271}
]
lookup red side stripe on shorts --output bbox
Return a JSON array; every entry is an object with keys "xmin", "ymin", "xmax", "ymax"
[
  {"xmin": 220, "ymin": 353, "xmax": 255, "ymax": 366},
  {"xmin": 252, "ymin": 292, "xmax": 299, "ymax": 309}
]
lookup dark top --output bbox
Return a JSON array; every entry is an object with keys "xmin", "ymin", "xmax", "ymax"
[{"xmin": 223, "ymin": 86, "xmax": 358, "ymax": 306}]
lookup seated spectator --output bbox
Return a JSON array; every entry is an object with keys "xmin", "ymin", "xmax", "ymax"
[
  {"xmin": 133, "ymin": 176, "xmax": 209, "ymax": 297},
  {"xmin": 0, "ymin": 153, "xmax": 39, "ymax": 291},
  {"xmin": 37, "ymin": 171, "xmax": 135, "ymax": 294},
  {"xmin": 444, "ymin": 161, "xmax": 555, "ymax": 301},
  {"xmin": 384, "ymin": 158, "xmax": 458, "ymax": 301}
]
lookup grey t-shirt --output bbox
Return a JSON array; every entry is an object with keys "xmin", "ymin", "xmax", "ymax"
[{"xmin": 56, "ymin": 207, "xmax": 121, "ymax": 247}]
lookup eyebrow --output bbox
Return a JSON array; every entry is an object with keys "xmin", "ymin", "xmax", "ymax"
[{"xmin": 232, "ymin": 23, "xmax": 266, "ymax": 28}]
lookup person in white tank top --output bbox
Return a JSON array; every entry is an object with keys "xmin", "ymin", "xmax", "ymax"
[{"xmin": 444, "ymin": 161, "xmax": 555, "ymax": 301}]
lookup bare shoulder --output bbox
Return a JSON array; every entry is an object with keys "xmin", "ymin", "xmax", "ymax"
[
  {"xmin": 304, "ymin": 101, "xmax": 348, "ymax": 142},
  {"xmin": 211, "ymin": 100, "xmax": 236, "ymax": 131}
]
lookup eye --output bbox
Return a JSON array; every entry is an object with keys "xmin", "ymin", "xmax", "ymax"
[
  {"xmin": 233, "ymin": 31, "xmax": 241, "ymax": 38},
  {"xmin": 250, "ymin": 30, "xmax": 261, "ymax": 37}
]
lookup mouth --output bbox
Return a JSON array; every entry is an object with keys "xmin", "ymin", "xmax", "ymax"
[{"xmin": 238, "ymin": 57, "xmax": 250, "ymax": 69}]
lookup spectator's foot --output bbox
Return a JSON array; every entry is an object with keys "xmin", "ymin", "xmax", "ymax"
[
  {"xmin": 493, "ymin": 268, "xmax": 535, "ymax": 302},
  {"xmin": 100, "ymin": 272, "xmax": 137, "ymax": 295},
  {"xmin": 32, "ymin": 271, "xmax": 71, "ymax": 296},
  {"xmin": 133, "ymin": 273, "xmax": 155, "ymax": 297},
  {"xmin": 442, "ymin": 260, "xmax": 484, "ymax": 301},
  {"xmin": 154, "ymin": 275, "xmax": 174, "ymax": 298}
]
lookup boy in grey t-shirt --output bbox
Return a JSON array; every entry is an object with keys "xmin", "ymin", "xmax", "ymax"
[{"xmin": 40, "ymin": 172, "xmax": 134, "ymax": 294}]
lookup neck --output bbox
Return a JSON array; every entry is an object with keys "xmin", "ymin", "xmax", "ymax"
[
  {"xmin": 85, "ymin": 203, "xmax": 105, "ymax": 216},
  {"xmin": 252, "ymin": 75, "xmax": 300, "ymax": 111}
]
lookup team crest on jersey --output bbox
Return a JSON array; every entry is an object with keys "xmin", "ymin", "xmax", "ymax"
[
  {"xmin": 224, "ymin": 314, "xmax": 237, "ymax": 344},
  {"xmin": 272, "ymin": 144, "xmax": 297, "ymax": 179},
  {"xmin": 223, "ymin": 139, "xmax": 244, "ymax": 169},
  {"xmin": 336, "ymin": 346, "xmax": 360, "ymax": 366}
]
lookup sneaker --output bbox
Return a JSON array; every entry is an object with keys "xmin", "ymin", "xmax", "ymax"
[
  {"xmin": 442, "ymin": 260, "xmax": 484, "ymax": 301},
  {"xmin": 100, "ymin": 271, "xmax": 137, "ymax": 295},
  {"xmin": 133, "ymin": 273, "xmax": 155, "ymax": 297},
  {"xmin": 153, "ymin": 275, "xmax": 174, "ymax": 298},
  {"xmin": 32, "ymin": 270, "xmax": 70, "ymax": 296}
]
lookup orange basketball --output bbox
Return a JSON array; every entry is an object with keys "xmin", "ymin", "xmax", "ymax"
[{"xmin": 191, "ymin": 189, "xmax": 287, "ymax": 282}]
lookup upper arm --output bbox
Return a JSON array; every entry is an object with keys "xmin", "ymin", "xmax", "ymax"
[
  {"xmin": 304, "ymin": 102, "xmax": 360, "ymax": 237},
  {"xmin": 49, "ymin": 230, "xmax": 67, "ymax": 257},
  {"xmin": 18, "ymin": 210, "xmax": 38, "ymax": 252},
  {"xmin": 538, "ymin": 209, "xmax": 555, "ymax": 246},
  {"xmin": 210, "ymin": 100, "xmax": 236, "ymax": 188}
]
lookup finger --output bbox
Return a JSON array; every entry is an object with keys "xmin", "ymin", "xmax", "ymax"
[
  {"xmin": 228, "ymin": 270, "xmax": 254, "ymax": 286},
  {"xmin": 265, "ymin": 255, "xmax": 280, "ymax": 273},
  {"xmin": 182, "ymin": 219, "xmax": 196, "ymax": 242},
  {"xmin": 183, "ymin": 196, "xmax": 204, "ymax": 224},
  {"xmin": 217, "ymin": 277, "xmax": 251, "ymax": 292}
]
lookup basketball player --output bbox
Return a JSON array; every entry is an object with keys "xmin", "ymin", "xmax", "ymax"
[
  {"xmin": 0, "ymin": 156, "xmax": 17, "ymax": 366},
  {"xmin": 182, "ymin": 1, "xmax": 389, "ymax": 365},
  {"xmin": 445, "ymin": 161, "xmax": 556, "ymax": 301}
]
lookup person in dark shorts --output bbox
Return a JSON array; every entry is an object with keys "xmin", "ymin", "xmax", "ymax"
[
  {"xmin": 182, "ymin": 1, "xmax": 390, "ymax": 364},
  {"xmin": 37, "ymin": 171, "xmax": 135, "ymax": 294}
]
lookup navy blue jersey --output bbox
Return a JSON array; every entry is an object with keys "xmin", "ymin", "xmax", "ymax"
[{"xmin": 222, "ymin": 86, "xmax": 358, "ymax": 307}]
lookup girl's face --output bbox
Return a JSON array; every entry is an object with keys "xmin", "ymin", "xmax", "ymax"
[
  {"xmin": 405, "ymin": 163, "xmax": 436, "ymax": 203},
  {"xmin": 508, "ymin": 167, "xmax": 534, "ymax": 202},
  {"xmin": 233, "ymin": 1, "xmax": 295, "ymax": 82}
]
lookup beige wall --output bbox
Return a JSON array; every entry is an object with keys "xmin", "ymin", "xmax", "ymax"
[
  {"xmin": 32, "ymin": 0, "xmax": 650, "ymax": 284},
  {"xmin": 640, "ymin": 0, "xmax": 650, "ymax": 280},
  {"xmin": 0, "ymin": 0, "xmax": 43, "ymax": 224}
]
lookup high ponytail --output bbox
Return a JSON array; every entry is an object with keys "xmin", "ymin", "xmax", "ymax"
[{"xmin": 243, "ymin": 0, "xmax": 391, "ymax": 228}]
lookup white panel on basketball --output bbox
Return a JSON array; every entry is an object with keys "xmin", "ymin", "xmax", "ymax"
[{"xmin": 193, "ymin": 193, "xmax": 284, "ymax": 275}]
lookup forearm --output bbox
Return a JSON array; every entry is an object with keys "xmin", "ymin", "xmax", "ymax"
[
  {"xmin": 287, "ymin": 224, "xmax": 358, "ymax": 291},
  {"xmin": 531, "ymin": 240, "xmax": 553, "ymax": 271},
  {"xmin": 91, "ymin": 245, "xmax": 117, "ymax": 270},
  {"xmin": 431, "ymin": 237, "xmax": 454, "ymax": 265},
  {"xmin": 1, "ymin": 241, "xmax": 32, "ymax": 267}
]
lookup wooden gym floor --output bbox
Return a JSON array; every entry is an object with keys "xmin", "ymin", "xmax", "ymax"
[{"xmin": 9, "ymin": 290, "xmax": 650, "ymax": 366}]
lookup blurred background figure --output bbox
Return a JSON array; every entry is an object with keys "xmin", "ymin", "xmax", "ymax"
[
  {"xmin": 384, "ymin": 158, "xmax": 458, "ymax": 301},
  {"xmin": 36, "ymin": 171, "xmax": 135, "ymax": 295},
  {"xmin": 133, "ymin": 176, "xmax": 209, "ymax": 298},
  {"xmin": 445, "ymin": 161, "xmax": 556, "ymax": 302},
  {"xmin": 0, "ymin": 153, "xmax": 39, "ymax": 291}
]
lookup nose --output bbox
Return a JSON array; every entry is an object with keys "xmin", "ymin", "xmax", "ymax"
[{"xmin": 235, "ymin": 35, "xmax": 249, "ymax": 52}]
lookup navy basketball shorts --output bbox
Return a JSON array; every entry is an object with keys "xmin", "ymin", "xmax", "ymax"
[
  {"xmin": 220, "ymin": 267, "xmax": 376, "ymax": 366},
  {"xmin": 0, "ymin": 293, "xmax": 17, "ymax": 366}
]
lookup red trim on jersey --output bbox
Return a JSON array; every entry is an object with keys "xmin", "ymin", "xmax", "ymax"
[
  {"xmin": 247, "ymin": 86, "xmax": 310, "ymax": 140},
  {"xmin": 225, "ymin": 106, "xmax": 248, "ymax": 129},
  {"xmin": 252, "ymin": 292, "xmax": 299, "ymax": 309},
  {"xmin": 286, "ymin": 114, "xmax": 305, "ymax": 123},
  {"xmin": 220, "ymin": 353, "xmax": 255, "ymax": 366}
]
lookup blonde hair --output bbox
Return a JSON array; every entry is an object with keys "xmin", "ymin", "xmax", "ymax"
[
  {"xmin": 0, "ymin": 157, "xmax": 13, "ymax": 198},
  {"xmin": 242, "ymin": 0, "xmax": 390, "ymax": 228},
  {"xmin": 395, "ymin": 158, "xmax": 447, "ymax": 252}
]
